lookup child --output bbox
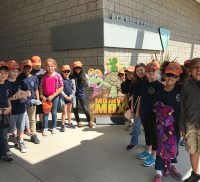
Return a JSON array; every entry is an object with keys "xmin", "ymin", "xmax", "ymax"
[
  {"xmin": 18, "ymin": 59, "xmax": 40, "ymax": 144},
  {"xmin": 7, "ymin": 60, "xmax": 31, "ymax": 153},
  {"xmin": 31, "ymin": 56, "xmax": 46, "ymax": 130},
  {"xmin": 137, "ymin": 61, "xmax": 163, "ymax": 167},
  {"xmin": 121, "ymin": 66, "xmax": 135, "ymax": 131},
  {"xmin": 40, "ymin": 58, "xmax": 63, "ymax": 136},
  {"xmin": 0, "ymin": 61, "xmax": 13, "ymax": 163},
  {"xmin": 71, "ymin": 60, "xmax": 93, "ymax": 128},
  {"xmin": 154, "ymin": 61, "xmax": 184, "ymax": 182},
  {"xmin": 126, "ymin": 63, "xmax": 146, "ymax": 150},
  {"xmin": 180, "ymin": 58, "xmax": 200, "ymax": 182},
  {"xmin": 60, "ymin": 65, "xmax": 76, "ymax": 132}
]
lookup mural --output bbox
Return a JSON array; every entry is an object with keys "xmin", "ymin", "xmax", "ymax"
[{"xmin": 88, "ymin": 57, "xmax": 127, "ymax": 118}]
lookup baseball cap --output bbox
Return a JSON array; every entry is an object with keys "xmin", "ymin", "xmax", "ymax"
[
  {"xmin": 165, "ymin": 62, "xmax": 183, "ymax": 76},
  {"xmin": 145, "ymin": 61, "xmax": 159, "ymax": 71},
  {"xmin": 7, "ymin": 60, "xmax": 20, "ymax": 70},
  {"xmin": 125, "ymin": 66, "xmax": 135, "ymax": 73},
  {"xmin": 0, "ymin": 61, "xmax": 9, "ymax": 70},
  {"xmin": 61, "ymin": 65, "xmax": 70, "ymax": 71},
  {"xmin": 72, "ymin": 60, "xmax": 83, "ymax": 68},
  {"xmin": 31, "ymin": 56, "xmax": 41, "ymax": 66},
  {"xmin": 20, "ymin": 59, "xmax": 32, "ymax": 68}
]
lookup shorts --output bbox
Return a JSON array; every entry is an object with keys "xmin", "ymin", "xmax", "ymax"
[
  {"xmin": 9, "ymin": 113, "xmax": 26, "ymax": 132},
  {"xmin": 185, "ymin": 124, "xmax": 200, "ymax": 155},
  {"xmin": 64, "ymin": 99, "xmax": 72, "ymax": 104}
]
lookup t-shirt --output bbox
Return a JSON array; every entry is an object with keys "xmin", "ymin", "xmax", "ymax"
[
  {"xmin": 31, "ymin": 68, "xmax": 46, "ymax": 84},
  {"xmin": 139, "ymin": 80, "xmax": 163, "ymax": 121},
  {"xmin": 0, "ymin": 82, "xmax": 12, "ymax": 108},
  {"xmin": 155, "ymin": 84, "xmax": 181, "ymax": 133},
  {"xmin": 121, "ymin": 80, "xmax": 132, "ymax": 94},
  {"xmin": 18, "ymin": 74, "xmax": 39, "ymax": 106},
  {"xmin": 6, "ymin": 79, "xmax": 28, "ymax": 115},
  {"xmin": 63, "ymin": 78, "xmax": 75, "ymax": 97},
  {"xmin": 40, "ymin": 72, "xmax": 63, "ymax": 97},
  {"xmin": 196, "ymin": 81, "xmax": 200, "ymax": 88}
]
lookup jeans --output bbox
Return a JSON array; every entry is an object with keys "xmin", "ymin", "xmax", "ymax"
[
  {"xmin": 43, "ymin": 96, "xmax": 59, "ymax": 129},
  {"xmin": 130, "ymin": 116, "xmax": 141, "ymax": 145},
  {"xmin": 0, "ymin": 119, "xmax": 8, "ymax": 157},
  {"xmin": 73, "ymin": 96, "xmax": 91, "ymax": 122}
]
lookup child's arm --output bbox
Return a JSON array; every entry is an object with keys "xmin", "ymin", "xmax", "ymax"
[
  {"xmin": 135, "ymin": 96, "xmax": 141, "ymax": 118},
  {"xmin": 35, "ymin": 88, "xmax": 40, "ymax": 100},
  {"xmin": 47, "ymin": 86, "xmax": 63, "ymax": 101},
  {"xmin": 179, "ymin": 87, "xmax": 186, "ymax": 137},
  {"xmin": 3, "ymin": 97, "xmax": 12, "ymax": 114}
]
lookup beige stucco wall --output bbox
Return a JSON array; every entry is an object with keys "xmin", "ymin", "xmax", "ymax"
[{"xmin": 103, "ymin": 0, "xmax": 200, "ymax": 64}]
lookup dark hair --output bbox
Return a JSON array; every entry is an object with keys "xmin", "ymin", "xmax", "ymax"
[
  {"xmin": 133, "ymin": 63, "xmax": 146, "ymax": 83},
  {"xmin": 72, "ymin": 68, "xmax": 86, "ymax": 84},
  {"xmin": 189, "ymin": 58, "xmax": 200, "ymax": 69}
]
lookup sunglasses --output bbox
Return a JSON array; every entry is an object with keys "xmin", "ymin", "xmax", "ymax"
[
  {"xmin": 165, "ymin": 73, "xmax": 178, "ymax": 78},
  {"xmin": 74, "ymin": 67, "xmax": 81, "ymax": 70},
  {"xmin": 62, "ymin": 70, "xmax": 70, "ymax": 73}
]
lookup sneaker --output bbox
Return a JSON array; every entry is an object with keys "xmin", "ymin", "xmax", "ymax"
[
  {"xmin": 30, "ymin": 134, "xmax": 40, "ymax": 144},
  {"xmin": 143, "ymin": 155, "xmax": 155, "ymax": 167},
  {"xmin": 51, "ymin": 128, "xmax": 57, "ymax": 134},
  {"xmin": 88, "ymin": 122, "xmax": 93, "ymax": 128},
  {"xmin": 184, "ymin": 171, "xmax": 200, "ymax": 182},
  {"xmin": 137, "ymin": 150, "xmax": 150, "ymax": 160},
  {"xmin": 155, "ymin": 174, "xmax": 162, "ymax": 182},
  {"xmin": 0, "ymin": 156, "xmax": 14, "ymax": 164},
  {"xmin": 180, "ymin": 138, "xmax": 185, "ymax": 146},
  {"xmin": 19, "ymin": 142, "xmax": 27, "ymax": 153},
  {"xmin": 6, "ymin": 149, "xmax": 12, "ymax": 156},
  {"xmin": 169, "ymin": 165, "xmax": 182, "ymax": 180},
  {"xmin": 60, "ymin": 125, "xmax": 65, "ymax": 132},
  {"xmin": 42, "ymin": 129, "xmax": 48, "ymax": 136},
  {"xmin": 126, "ymin": 144, "xmax": 138, "ymax": 151},
  {"xmin": 67, "ymin": 123, "xmax": 76, "ymax": 129}
]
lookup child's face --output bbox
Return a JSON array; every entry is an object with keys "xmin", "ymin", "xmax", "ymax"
[
  {"xmin": 8, "ymin": 69, "xmax": 20, "ymax": 79},
  {"xmin": 62, "ymin": 69, "xmax": 70, "ymax": 78},
  {"xmin": 190, "ymin": 62, "xmax": 200, "ymax": 81},
  {"xmin": 22, "ymin": 66, "xmax": 32, "ymax": 76},
  {"xmin": 126, "ymin": 72, "xmax": 134, "ymax": 80},
  {"xmin": 45, "ymin": 61, "xmax": 56, "ymax": 74},
  {"xmin": 145, "ymin": 69, "xmax": 157, "ymax": 81},
  {"xmin": 136, "ymin": 66, "xmax": 145, "ymax": 78},
  {"xmin": 33, "ymin": 65, "xmax": 41, "ymax": 70},
  {"xmin": 0, "ymin": 68, "xmax": 8, "ymax": 82},
  {"xmin": 164, "ymin": 73, "xmax": 179, "ymax": 86},
  {"xmin": 74, "ymin": 67, "xmax": 82, "ymax": 74}
]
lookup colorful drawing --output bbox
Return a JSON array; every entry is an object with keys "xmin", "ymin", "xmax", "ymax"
[{"xmin": 106, "ymin": 57, "xmax": 118, "ymax": 72}]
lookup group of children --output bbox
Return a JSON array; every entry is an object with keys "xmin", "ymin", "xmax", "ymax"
[
  {"xmin": 122, "ymin": 58, "xmax": 200, "ymax": 182},
  {"xmin": 0, "ymin": 56, "xmax": 93, "ymax": 163}
]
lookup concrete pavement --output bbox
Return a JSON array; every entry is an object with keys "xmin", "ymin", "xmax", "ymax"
[{"xmin": 0, "ymin": 116, "xmax": 193, "ymax": 182}]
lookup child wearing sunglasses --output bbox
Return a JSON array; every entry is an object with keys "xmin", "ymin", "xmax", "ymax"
[
  {"xmin": 154, "ymin": 61, "xmax": 186, "ymax": 182},
  {"xmin": 60, "ymin": 65, "xmax": 76, "ymax": 132}
]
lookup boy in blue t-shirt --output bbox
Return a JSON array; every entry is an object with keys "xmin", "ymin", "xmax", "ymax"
[
  {"xmin": 7, "ymin": 60, "xmax": 31, "ymax": 153},
  {"xmin": 0, "ymin": 61, "xmax": 13, "ymax": 164},
  {"xmin": 18, "ymin": 60, "xmax": 40, "ymax": 144}
]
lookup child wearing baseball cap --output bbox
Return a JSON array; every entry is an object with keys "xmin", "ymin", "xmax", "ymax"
[
  {"xmin": 60, "ymin": 65, "xmax": 76, "ymax": 131},
  {"xmin": 18, "ymin": 60, "xmax": 40, "ymax": 144},
  {"xmin": 137, "ymin": 61, "xmax": 163, "ymax": 167},
  {"xmin": 154, "ymin": 61, "xmax": 185, "ymax": 182},
  {"xmin": 0, "ymin": 61, "xmax": 13, "ymax": 163}
]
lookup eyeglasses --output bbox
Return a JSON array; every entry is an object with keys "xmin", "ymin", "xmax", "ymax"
[
  {"xmin": 165, "ymin": 73, "xmax": 178, "ymax": 78},
  {"xmin": 62, "ymin": 70, "xmax": 70, "ymax": 73}
]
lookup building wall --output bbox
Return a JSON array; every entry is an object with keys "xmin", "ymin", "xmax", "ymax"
[
  {"xmin": 0, "ymin": 0, "xmax": 104, "ymax": 71},
  {"xmin": 103, "ymin": 0, "xmax": 200, "ymax": 64},
  {"xmin": 0, "ymin": 0, "xmax": 200, "ymax": 68}
]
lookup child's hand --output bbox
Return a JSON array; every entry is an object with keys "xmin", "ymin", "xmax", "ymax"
[
  {"xmin": 3, "ymin": 107, "xmax": 11, "ymax": 114},
  {"xmin": 180, "ymin": 131, "xmax": 186, "ymax": 138},
  {"xmin": 41, "ymin": 95, "xmax": 47, "ymax": 102},
  {"xmin": 47, "ymin": 95, "xmax": 54, "ymax": 102}
]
